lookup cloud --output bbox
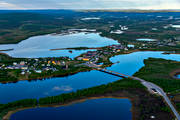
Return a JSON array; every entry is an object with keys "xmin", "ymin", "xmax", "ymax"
[
  {"xmin": 0, "ymin": 1, "xmax": 24, "ymax": 9},
  {"xmin": 0, "ymin": 0, "xmax": 180, "ymax": 9},
  {"xmin": 52, "ymin": 86, "xmax": 73, "ymax": 92}
]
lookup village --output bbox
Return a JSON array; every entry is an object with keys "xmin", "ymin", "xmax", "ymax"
[
  {"xmin": 0, "ymin": 57, "xmax": 73, "ymax": 76},
  {"xmin": 0, "ymin": 38, "xmax": 180, "ymax": 80},
  {"xmin": 0, "ymin": 43, "xmax": 134, "ymax": 81}
]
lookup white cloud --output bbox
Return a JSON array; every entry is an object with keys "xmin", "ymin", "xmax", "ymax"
[
  {"xmin": 0, "ymin": 1, "xmax": 24, "ymax": 9},
  {"xmin": 0, "ymin": 0, "xmax": 180, "ymax": 9},
  {"xmin": 52, "ymin": 86, "xmax": 73, "ymax": 92}
]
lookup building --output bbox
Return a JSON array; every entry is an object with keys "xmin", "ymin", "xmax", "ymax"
[{"xmin": 82, "ymin": 58, "xmax": 90, "ymax": 61}]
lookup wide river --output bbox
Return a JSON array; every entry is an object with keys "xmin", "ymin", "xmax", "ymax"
[
  {"xmin": 10, "ymin": 98, "xmax": 132, "ymax": 120},
  {"xmin": 1, "ymin": 51, "xmax": 180, "ymax": 103},
  {"xmin": 1, "ymin": 33, "xmax": 180, "ymax": 120},
  {"xmin": 0, "ymin": 32, "xmax": 119, "ymax": 58}
]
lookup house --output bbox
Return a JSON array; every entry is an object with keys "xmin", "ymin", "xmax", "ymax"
[
  {"xmin": 52, "ymin": 61, "xmax": 56, "ymax": 65},
  {"xmin": 21, "ymin": 71, "xmax": 25, "ymax": 75},
  {"xmin": 35, "ymin": 70, "xmax": 42, "ymax": 73},
  {"xmin": 21, "ymin": 66, "xmax": 28, "ymax": 70},
  {"xmin": 13, "ymin": 62, "xmax": 17, "ymax": 65},
  {"xmin": 77, "ymin": 57, "xmax": 83, "ymax": 60},
  {"xmin": 83, "ymin": 58, "xmax": 90, "ymax": 61},
  {"xmin": 20, "ymin": 61, "xmax": 25, "ymax": 66}
]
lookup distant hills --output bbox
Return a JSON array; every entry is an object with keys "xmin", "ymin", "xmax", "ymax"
[
  {"xmin": 78, "ymin": 9, "xmax": 180, "ymax": 13},
  {"xmin": 0, "ymin": 9, "xmax": 180, "ymax": 13}
]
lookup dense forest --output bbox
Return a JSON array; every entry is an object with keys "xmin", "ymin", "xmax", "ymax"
[
  {"xmin": 134, "ymin": 58, "xmax": 180, "ymax": 112},
  {"xmin": 134, "ymin": 58, "xmax": 180, "ymax": 92},
  {"xmin": 0, "ymin": 78, "xmax": 174, "ymax": 120},
  {"xmin": 0, "ymin": 10, "xmax": 180, "ymax": 45}
]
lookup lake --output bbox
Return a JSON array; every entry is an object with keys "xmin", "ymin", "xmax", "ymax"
[
  {"xmin": 10, "ymin": 98, "xmax": 132, "ymax": 120},
  {"xmin": 1, "ymin": 51, "xmax": 180, "ymax": 103},
  {"xmin": 0, "ymin": 33, "xmax": 119, "ymax": 58}
]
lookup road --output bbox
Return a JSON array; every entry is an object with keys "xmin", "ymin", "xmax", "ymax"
[{"xmin": 85, "ymin": 62, "xmax": 180, "ymax": 120}]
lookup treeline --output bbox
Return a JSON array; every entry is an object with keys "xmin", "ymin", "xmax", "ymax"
[
  {"xmin": 134, "ymin": 58, "xmax": 180, "ymax": 92},
  {"xmin": 0, "ymin": 78, "xmax": 174, "ymax": 120},
  {"xmin": 39, "ymin": 79, "xmax": 145, "ymax": 105},
  {"xmin": 0, "ymin": 78, "xmax": 145, "ymax": 120},
  {"xmin": 28, "ymin": 66, "xmax": 91, "ymax": 80},
  {"xmin": 0, "ymin": 99, "xmax": 37, "ymax": 119},
  {"xmin": 0, "ymin": 70, "xmax": 18, "ymax": 82},
  {"xmin": 0, "ymin": 54, "xmax": 25, "ymax": 64}
]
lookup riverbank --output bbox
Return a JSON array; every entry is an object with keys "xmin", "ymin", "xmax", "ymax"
[
  {"xmin": 50, "ymin": 47, "xmax": 100, "ymax": 51},
  {"xmin": 1, "ymin": 48, "xmax": 180, "ymax": 84},
  {"xmin": 133, "ymin": 58, "xmax": 180, "ymax": 113},
  {"xmin": 1, "ymin": 67, "xmax": 92, "ymax": 84},
  {"xmin": 170, "ymin": 69, "xmax": 180, "ymax": 79},
  {"xmin": 0, "ymin": 53, "xmax": 93, "ymax": 83},
  {"xmin": 3, "ymin": 97, "xmax": 131, "ymax": 120},
  {"xmin": 2, "ymin": 78, "xmax": 173, "ymax": 120}
]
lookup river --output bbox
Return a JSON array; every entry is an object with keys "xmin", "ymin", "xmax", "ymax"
[
  {"xmin": 1, "ymin": 33, "xmax": 180, "ymax": 120},
  {"xmin": 1, "ymin": 51, "xmax": 180, "ymax": 103},
  {"xmin": 0, "ymin": 33, "xmax": 119, "ymax": 58}
]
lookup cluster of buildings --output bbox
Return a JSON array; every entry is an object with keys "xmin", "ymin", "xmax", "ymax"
[
  {"xmin": 0, "ymin": 57, "xmax": 71, "ymax": 75},
  {"xmin": 77, "ymin": 44, "xmax": 129, "ymax": 63},
  {"xmin": 156, "ymin": 38, "xmax": 179, "ymax": 47},
  {"xmin": 110, "ymin": 25, "xmax": 128, "ymax": 34}
]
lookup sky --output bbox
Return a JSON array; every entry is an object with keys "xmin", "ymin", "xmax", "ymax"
[{"xmin": 0, "ymin": 0, "xmax": 180, "ymax": 10}]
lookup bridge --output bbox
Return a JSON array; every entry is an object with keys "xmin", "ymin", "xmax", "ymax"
[{"xmin": 85, "ymin": 62, "xmax": 180, "ymax": 120}]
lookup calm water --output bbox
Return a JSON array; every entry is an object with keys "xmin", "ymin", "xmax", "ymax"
[
  {"xmin": 0, "ymin": 33, "xmax": 119, "ymax": 58},
  {"xmin": 1, "ymin": 51, "xmax": 180, "ymax": 103},
  {"xmin": 108, "ymin": 51, "xmax": 180, "ymax": 76},
  {"xmin": 0, "ymin": 71, "xmax": 119, "ymax": 103},
  {"xmin": 136, "ymin": 38, "xmax": 156, "ymax": 41},
  {"xmin": 172, "ymin": 25, "xmax": 180, "ymax": 28},
  {"xmin": 10, "ymin": 98, "xmax": 132, "ymax": 120},
  {"xmin": 177, "ymin": 74, "xmax": 180, "ymax": 79}
]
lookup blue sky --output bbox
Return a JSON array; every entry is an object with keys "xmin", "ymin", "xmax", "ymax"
[{"xmin": 0, "ymin": 0, "xmax": 180, "ymax": 10}]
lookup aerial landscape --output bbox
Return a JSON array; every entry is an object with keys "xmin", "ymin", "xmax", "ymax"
[{"xmin": 0, "ymin": 0, "xmax": 180, "ymax": 120}]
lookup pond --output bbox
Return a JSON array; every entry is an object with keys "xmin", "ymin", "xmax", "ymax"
[
  {"xmin": 10, "ymin": 98, "xmax": 132, "ymax": 120},
  {"xmin": 1, "ymin": 51, "xmax": 180, "ymax": 104},
  {"xmin": 0, "ymin": 33, "xmax": 119, "ymax": 58}
]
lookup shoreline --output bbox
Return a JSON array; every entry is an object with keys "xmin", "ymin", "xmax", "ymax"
[
  {"xmin": 1, "ymin": 68, "xmax": 93, "ymax": 84},
  {"xmin": 3, "ymin": 96, "xmax": 136, "ymax": 120},
  {"xmin": 1, "ymin": 49, "xmax": 180, "ymax": 84},
  {"xmin": 170, "ymin": 69, "xmax": 180, "ymax": 79},
  {"xmin": 49, "ymin": 47, "xmax": 100, "ymax": 51},
  {"xmin": 0, "ymin": 49, "xmax": 14, "ymax": 52}
]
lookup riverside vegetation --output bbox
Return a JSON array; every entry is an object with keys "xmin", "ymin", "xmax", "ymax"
[
  {"xmin": 1, "ymin": 10, "xmax": 180, "ymax": 53},
  {"xmin": 134, "ymin": 58, "xmax": 180, "ymax": 113},
  {"xmin": 0, "ymin": 54, "xmax": 92, "ymax": 83},
  {"xmin": 2, "ymin": 58, "xmax": 180, "ymax": 120},
  {"xmin": 0, "ymin": 79, "xmax": 174, "ymax": 120}
]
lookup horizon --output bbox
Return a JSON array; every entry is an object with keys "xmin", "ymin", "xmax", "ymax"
[
  {"xmin": 0, "ymin": 9, "xmax": 180, "ymax": 11},
  {"xmin": 0, "ymin": 0, "xmax": 180, "ymax": 10}
]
